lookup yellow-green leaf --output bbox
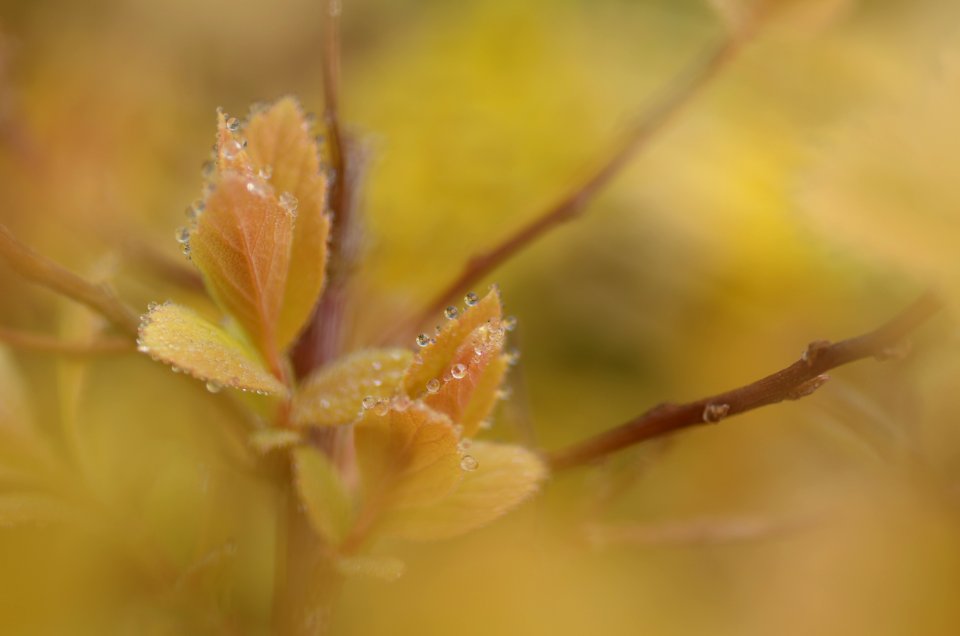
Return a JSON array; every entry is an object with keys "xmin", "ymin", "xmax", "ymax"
[
  {"xmin": 292, "ymin": 349, "xmax": 413, "ymax": 427},
  {"xmin": 403, "ymin": 286, "xmax": 502, "ymax": 395},
  {"xmin": 189, "ymin": 172, "xmax": 294, "ymax": 372},
  {"xmin": 249, "ymin": 429, "xmax": 301, "ymax": 454},
  {"xmin": 137, "ymin": 302, "xmax": 287, "ymax": 396},
  {"xmin": 422, "ymin": 322, "xmax": 507, "ymax": 437},
  {"xmin": 354, "ymin": 401, "xmax": 461, "ymax": 511},
  {"xmin": 381, "ymin": 441, "xmax": 547, "ymax": 541},
  {"xmin": 336, "ymin": 555, "xmax": 406, "ymax": 582},
  {"xmin": 293, "ymin": 446, "xmax": 354, "ymax": 545},
  {"xmin": 244, "ymin": 97, "xmax": 331, "ymax": 350}
]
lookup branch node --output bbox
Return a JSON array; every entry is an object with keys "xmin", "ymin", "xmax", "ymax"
[
  {"xmin": 786, "ymin": 374, "xmax": 830, "ymax": 400},
  {"xmin": 702, "ymin": 403, "xmax": 731, "ymax": 423},
  {"xmin": 802, "ymin": 339, "xmax": 831, "ymax": 366}
]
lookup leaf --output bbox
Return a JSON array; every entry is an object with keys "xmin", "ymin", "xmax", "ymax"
[
  {"xmin": 706, "ymin": 0, "xmax": 851, "ymax": 34},
  {"xmin": 0, "ymin": 345, "xmax": 31, "ymax": 431},
  {"xmin": 336, "ymin": 555, "xmax": 406, "ymax": 582},
  {"xmin": 249, "ymin": 429, "xmax": 301, "ymax": 454},
  {"xmin": 244, "ymin": 97, "xmax": 331, "ymax": 350},
  {"xmin": 293, "ymin": 446, "xmax": 354, "ymax": 545},
  {"xmin": 381, "ymin": 441, "xmax": 547, "ymax": 541},
  {"xmin": 422, "ymin": 323, "xmax": 508, "ymax": 437},
  {"xmin": 137, "ymin": 302, "xmax": 287, "ymax": 396},
  {"xmin": 189, "ymin": 171, "xmax": 294, "ymax": 371},
  {"xmin": 403, "ymin": 286, "xmax": 502, "ymax": 396},
  {"xmin": 0, "ymin": 493, "xmax": 72, "ymax": 528},
  {"xmin": 292, "ymin": 349, "xmax": 413, "ymax": 427},
  {"xmin": 354, "ymin": 401, "xmax": 461, "ymax": 511}
]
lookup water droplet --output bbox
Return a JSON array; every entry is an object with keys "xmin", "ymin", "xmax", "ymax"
[
  {"xmin": 451, "ymin": 363, "xmax": 467, "ymax": 379},
  {"xmin": 393, "ymin": 396, "xmax": 411, "ymax": 411},
  {"xmin": 373, "ymin": 400, "xmax": 390, "ymax": 416},
  {"xmin": 201, "ymin": 160, "xmax": 215, "ymax": 178},
  {"xmin": 258, "ymin": 165, "xmax": 273, "ymax": 180},
  {"xmin": 458, "ymin": 438, "xmax": 472, "ymax": 452},
  {"xmin": 460, "ymin": 455, "xmax": 479, "ymax": 471},
  {"xmin": 222, "ymin": 139, "xmax": 243, "ymax": 160},
  {"xmin": 206, "ymin": 381, "xmax": 222, "ymax": 393},
  {"xmin": 361, "ymin": 396, "xmax": 377, "ymax": 410},
  {"xmin": 426, "ymin": 378, "xmax": 441, "ymax": 394},
  {"xmin": 175, "ymin": 227, "xmax": 190, "ymax": 244},
  {"xmin": 444, "ymin": 306, "xmax": 459, "ymax": 320},
  {"xmin": 319, "ymin": 398, "xmax": 331, "ymax": 409},
  {"xmin": 464, "ymin": 292, "xmax": 479, "ymax": 307},
  {"xmin": 372, "ymin": 379, "xmax": 383, "ymax": 387},
  {"xmin": 502, "ymin": 315, "xmax": 517, "ymax": 332},
  {"xmin": 225, "ymin": 117, "xmax": 241, "ymax": 132},
  {"xmin": 279, "ymin": 192, "xmax": 299, "ymax": 216},
  {"xmin": 245, "ymin": 180, "xmax": 268, "ymax": 197},
  {"xmin": 416, "ymin": 333, "xmax": 431, "ymax": 347},
  {"xmin": 304, "ymin": 112, "xmax": 317, "ymax": 129},
  {"xmin": 478, "ymin": 419, "xmax": 492, "ymax": 431}
]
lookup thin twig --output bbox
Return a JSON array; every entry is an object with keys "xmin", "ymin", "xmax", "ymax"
[
  {"xmin": 0, "ymin": 325, "xmax": 132, "ymax": 355},
  {"xmin": 547, "ymin": 292, "xmax": 943, "ymax": 471},
  {"xmin": 387, "ymin": 27, "xmax": 753, "ymax": 344},
  {"xmin": 0, "ymin": 225, "xmax": 140, "ymax": 336}
]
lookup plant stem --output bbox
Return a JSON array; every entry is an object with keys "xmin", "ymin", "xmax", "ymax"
[{"xmin": 547, "ymin": 292, "xmax": 943, "ymax": 471}]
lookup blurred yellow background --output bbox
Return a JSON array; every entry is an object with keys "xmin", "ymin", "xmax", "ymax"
[{"xmin": 2, "ymin": 0, "xmax": 960, "ymax": 634}]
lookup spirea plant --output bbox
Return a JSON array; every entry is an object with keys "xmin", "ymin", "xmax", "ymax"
[{"xmin": 0, "ymin": 0, "xmax": 947, "ymax": 634}]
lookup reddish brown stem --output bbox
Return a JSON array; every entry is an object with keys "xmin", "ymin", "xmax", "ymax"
[
  {"xmin": 547, "ymin": 292, "xmax": 943, "ymax": 471},
  {"xmin": 0, "ymin": 225, "xmax": 140, "ymax": 336},
  {"xmin": 385, "ymin": 28, "xmax": 751, "ymax": 344}
]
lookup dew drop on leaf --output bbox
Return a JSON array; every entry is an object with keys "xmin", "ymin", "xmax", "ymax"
[
  {"xmin": 426, "ymin": 378, "xmax": 441, "ymax": 394},
  {"xmin": 362, "ymin": 396, "xmax": 377, "ymax": 410},
  {"xmin": 444, "ymin": 306, "xmax": 459, "ymax": 320},
  {"xmin": 416, "ymin": 333, "xmax": 431, "ymax": 347},
  {"xmin": 464, "ymin": 292, "xmax": 479, "ymax": 307},
  {"xmin": 460, "ymin": 455, "xmax": 479, "ymax": 471},
  {"xmin": 451, "ymin": 363, "xmax": 467, "ymax": 379}
]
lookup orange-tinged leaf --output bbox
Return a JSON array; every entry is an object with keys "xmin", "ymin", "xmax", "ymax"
[
  {"xmin": 244, "ymin": 97, "xmax": 331, "ymax": 349},
  {"xmin": 354, "ymin": 401, "xmax": 461, "ymax": 511},
  {"xmin": 190, "ymin": 172, "xmax": 294, "ymax": 371},
  {"xmin": 422, "ymin": 323, "xmax": 507, "ymax": 436},
  {"xmin": 381, "ymin": 441, "xmax": 547, "ymax": 541},
  {"xmin": 292, "ymin": 349, "xmax": 412, "ymax": 427},
  {"xmin": 403, "ymin": 287, "xmax": 502, "ymax": 395},
  {"xmin": 293, "ymin": 446, "xmax": 354, "ymax": 545},
  {"xmin": 137, "ymin": 302, "xmax": 287, "ymax": 396}
]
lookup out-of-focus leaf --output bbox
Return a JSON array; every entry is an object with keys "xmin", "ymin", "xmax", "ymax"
[
  {"xmin": 354, "ymin": 401, "xmax": 461, "ymax": 511},
  {"xmin": 336, "ymin": 555, "xmax": 405, "ymax": 582},
  {"xmin": 249, "ymin": 429, "xmax": 301, "ymax": 454},
  {"xmin": 292, "ymin": 349, "xmax": 412, "ymax": 427},
  {"xmin": 0, "ymin": 345, "xmax": 31, "ymax": 431},
  {"xmin": 189, "ymin": 172, "xmax": 294, "ymax": 370},
  {"xmin": 0, "ymin": 493, "xmax": 72, "ymax": 528},
  {"xmin": 403, "ymin": 287, "xmax": 502, "ymax": 396},
  {"xmin": 381, "ymin": 441, "xmax": 546, "ymax": 541},
  {"xmin": 423, "ymin": 324, "xmax": 507, "ymax": 437},
  {"xmin": 800, "ymin": 56, "xmax": 960, "ymax": 301},
  {"xmin": 293, "ymin": 446, "xmax": 353, "ymax": 545},
  {"xmin": 244, "ymin": 97, "xmax": 331, "ymax": 350},
  {"xmin": 137, "ymin": 302, "xmax": 287, "ymax": 396}
]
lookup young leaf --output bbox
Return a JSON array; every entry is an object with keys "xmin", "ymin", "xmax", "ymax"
[
  {"xmin": 422, "ymin": 323, "xmax": 507, "ymax": 437},
  {"xmin": 381, "ymin": 441, "xmax": 547, "ymax": 541},
  {"xmin": 189, "ymin": 172, "xmax": 294, "ymax": 371},
  {"xmin": 403, "ymin": 287, "xmax": 502, "ymax": 396},
  {"xmin": 293, "ymin": 446, "xmax": 354, "ymax": 545},
  {"xmin": 244, "ymin": 97, "xmax": 331, "ymax": 350},
  {"xmin": 354, "ymin": 401, "xmax": 461, "ymax": 512},
  {"xmin": 137, "ymin": 302, "xmax": 287, "ymax": 396},
  {"xmin": 292, "ymin": 349, "xmax": 413, "ymax": 427}
]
